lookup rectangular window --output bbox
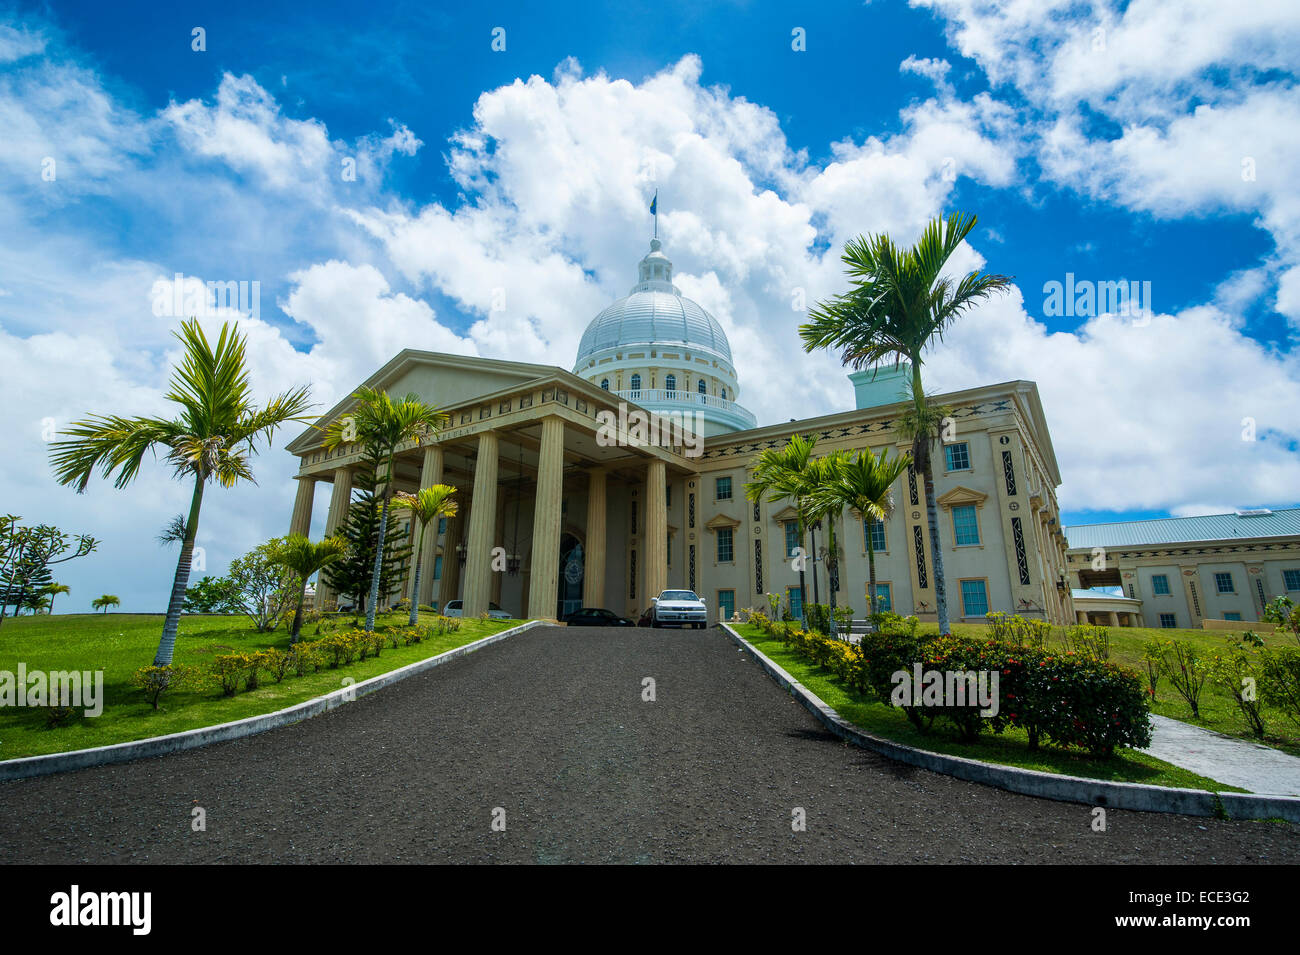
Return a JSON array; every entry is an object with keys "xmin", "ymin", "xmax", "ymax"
[
  {"xmin": 864, "ymin": 517, "xmax": 886, "ymax": 552},
  {"xmin": 944, "ymin": 442, "xmax": 971, "ymax": 471},
  {"xmin": 1215, "ymin": 572, "xmax": 1235, "ymax": 594},
  {"xmin": 667, "ymin": 534, "xmax": 672, "ymax": 567},
  {"xmin": 959, "ymin": 579, "xmax": 988, "ymax": 618},
  {"xmin": 718, "ymin": 589, "xmax": 735, "ymax": 621},
  {"xmin": 1284, "ymin": 569, "xmax": 1300, "ymax": 591},
  {"xmin": 1224, "ymin": 612, "xmax": 1242, "ymax": 621},
  {"xmin": 433, "ymin": 555, "xmax": 443, "ymax": 580},
  {"xmin": 952, "ymin": 505, "xmax": 980, "ymax": 546},
  {"xmin": 717, "ymin": 526, "xmax": 734, "ymax": 563},
  {"xmin": 715, "ymin": 476, "xmax": 732, "ymax": 501},
  {"xmin": 787, "ymin": 586, "xmax": 803, "ymax": 620},
  {"xmin": 874, "ymin": 583, "xmax": 892, "ymax": 613},
  {"xmin": 437, "ymin": 517, "xmax": 447, "ymax": 535},
  {"xmin": 784, "ymin": 521, "xmax": 800, "ymax": 558},
  {"xmin": 1151, "ymin": 573, "xmax": 1170, "ymax": 595},
  {"xmin": 1159, "ymin": 613, "xmax": 1177, "ymax": 629}
]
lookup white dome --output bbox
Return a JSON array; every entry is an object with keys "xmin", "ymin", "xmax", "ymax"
[{"xmin": 574, "ymin": 239, "xmax": 733, "ymax": 367}]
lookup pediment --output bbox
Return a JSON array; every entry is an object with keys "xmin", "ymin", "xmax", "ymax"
[
  {"xmin": 288, "ymin": 349, "xmax": 561, "ymax": 453},
  {"xmin": 705, "ymin": 513, "xmax": 742, "ymax": 531},
  {"xmin": 935, "ymin": 486, "xmax": 989, "ymax": 509},
  {"xmin": 771, "ymin": 504, "xmax": 801, "ymax": 523}
]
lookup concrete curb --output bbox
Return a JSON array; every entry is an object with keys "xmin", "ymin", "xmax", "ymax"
[
  {"xmin": 722, "ymin": 623, "xmax": 1300, "ymax": 824},
  {"xmin": 0, "ymin": 619, "xmax": 545, "ymax": 783}
]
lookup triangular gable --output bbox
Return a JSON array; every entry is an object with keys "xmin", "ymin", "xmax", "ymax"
[
  {"xmin": 935, "ymin": 486, "xmax": 989, "ymax": 509},
  {"xmin": 705, "ymin": 513, "xmax": 741, "ymax": 531}
]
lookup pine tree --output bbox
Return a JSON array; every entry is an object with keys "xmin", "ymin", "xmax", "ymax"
[{"xmin": 322, "ymin": 447, "xmax": 412, "ymax": 613}]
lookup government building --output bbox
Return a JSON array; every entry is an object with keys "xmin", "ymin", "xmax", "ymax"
[{"xmin": 284, "ymin": 238, "xmax": 1299, "ymax": 628}]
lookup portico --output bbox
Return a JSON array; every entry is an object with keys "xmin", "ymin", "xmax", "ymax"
[{"xmin": 285, "ymin": 352, "xmax": 699, "ymax": 620}]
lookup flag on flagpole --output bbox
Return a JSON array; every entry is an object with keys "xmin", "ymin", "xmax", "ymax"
[{"xmin": 650, "ymin": 191, "xmax": 657, "ymax": 216}]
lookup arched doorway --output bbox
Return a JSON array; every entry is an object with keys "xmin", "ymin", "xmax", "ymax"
[{"xmin": 558, "ymin": 533, "xmax": 584, "ymax": 619}]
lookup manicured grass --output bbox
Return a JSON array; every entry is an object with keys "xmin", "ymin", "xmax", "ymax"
[
  {"xmin": 732, "ymin": 623, "xmax": 1247, "ymax": 792},
  {"xmin": 942, "ymin": 622, "xmax": 1300, "ymax": 759},
  {"xmin": 0, "ymin": 611, "xmax": 519, "ymax": 760}
]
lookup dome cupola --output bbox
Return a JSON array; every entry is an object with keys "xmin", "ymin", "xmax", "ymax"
[{"xmin": 572, "ymin": 238, "xmax": 756, "ymax": 436}]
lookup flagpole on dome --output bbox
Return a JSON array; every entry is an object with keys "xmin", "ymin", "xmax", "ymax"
[{"xmin": 650, "ymin": 189, "xmax": 658, "ymax": 238}]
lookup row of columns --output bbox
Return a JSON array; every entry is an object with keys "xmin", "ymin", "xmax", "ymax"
[{"xmin": 292, "ymin": 415, "xmax": 675, "ymax": 619}]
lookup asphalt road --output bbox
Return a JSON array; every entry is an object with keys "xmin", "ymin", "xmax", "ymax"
[{"xmin": 1, "ymin": 626, "xmax": 1296, "ymax": 863}]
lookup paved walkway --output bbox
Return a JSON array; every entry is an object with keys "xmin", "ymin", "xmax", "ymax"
[
  {"xmin": 1145, "ymin": 715, "xmax": 1300, "ymax": 795},
  {"xmin": 0, "ymin": 627, "xmax": 1295, "ymax": 863}
]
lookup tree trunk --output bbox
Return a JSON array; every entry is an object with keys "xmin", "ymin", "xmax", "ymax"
[
  {"xmin": 825, "ymin": 517, "xmax": 839, "ymax": 638},
  {"xmin": 867, "ymin": 532, "xmax": 877, "ymax": 620},
  {"xmin": 796, "ymin": 508, "xmax": 808, "ymax": 625},
  {"xmin": 155, "ymin": 475, "xmax": 205, "ymax": 665},
  {"xmin": 408, "ymin": 524, "xmax": 424, "ymax": 627},
  {"xmin": 366, "ymin": 459, "xmax": 393, "ymax": 634},
  {"xmin": 290, "ymin": 577, "xmax": 308, "ymax": 644},
  {"xmin": 910, "ymin": 362, "xmax": 950, "ymax": 636}
]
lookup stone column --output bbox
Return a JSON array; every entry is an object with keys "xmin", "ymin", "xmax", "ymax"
[
  {"xmin": 644, "ymin": 459, "xmax": 668, "ymax": 601},
  {"xmin": 409, "ymin": 444, "xmax": 445, "ymax": 606},
  {"xmin": 527, "ymin": 417, "xmax": 565, "ymax": 620},
  {"xmin": 315, "ymin": 467, "xmax": 353, "ymax": 607},
  {"xmin": 289, "ymin": 476, "xmax": 315, "ymax": 537},
  {"xmin": 462, "ymin": 432, "xmax": 499, "ymax": 616},
  {"xmin": 438, "ymin": 510, "xmax": 463, "ymax": 612},
  {"xmin": 583, "ymin": 468, "xmax": 607, "ymax": 607}
]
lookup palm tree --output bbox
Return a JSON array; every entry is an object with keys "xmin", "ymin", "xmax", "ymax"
[
  {"xmin": 92, "ymin": 594, "xmax": 120, "ymax": 613},
  {"xmin": 812, "ymin": 448, "xmax": 911, "ymax": 623},
  {"xmin": 50, "ymin": 320, "xmax": 313, "ymax": 664},
  {"xmin": 275, "ymin": 535, "xmax": 348, "ymax": 643},
  {"xmin": 43, "ymin": 582, "xmax": 70, "ymax": 614},
  {"xmin": 744, "ymin": 434, "xmax": 818, "ymax": 624},
  {"xmin": 322, "ymin": 387, "xmax": 447, "ymax": 633},
  {"xmin": 392, "ymin": 484, "xmax": 459, "ymax": 626},
  {"xmin": 804, "ymin": 450, "xmax": 850, "ymax": 636},
  {"xmin": 801, "ymin": 212, "xmax": 1012, "ymax": 634}
]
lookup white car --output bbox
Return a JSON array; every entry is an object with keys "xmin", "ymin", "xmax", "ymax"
[
  {"xmin": 443, "ymin": 600, "xmax": 512, "ymax": 619},
  {"xmin": 650, "ymin": 590, "xmax": 708, "ymax": 629}
]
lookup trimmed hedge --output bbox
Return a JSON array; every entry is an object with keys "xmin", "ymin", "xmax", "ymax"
[{"xmin": 745, "ymin": 611, "xmax": 1152, "ymax": 757}]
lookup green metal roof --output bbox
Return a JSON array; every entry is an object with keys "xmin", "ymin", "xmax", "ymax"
[{"xmin": 1065, "ymin": 508, "xmax": 1300, "ymax": 550}]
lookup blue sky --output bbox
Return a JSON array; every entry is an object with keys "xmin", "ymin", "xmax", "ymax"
[{"xmin": 2, "ymin": 0, "xmax": 1299, "ymax": 609}]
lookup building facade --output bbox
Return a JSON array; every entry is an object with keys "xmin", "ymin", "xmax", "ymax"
[
  {"xmin": 285, "ymin": 239, "xmax": 1076, "ymax": 626},
  {"xmin": 1065, "ymin": 510, "xmax": 1300, "ymax": 629}
]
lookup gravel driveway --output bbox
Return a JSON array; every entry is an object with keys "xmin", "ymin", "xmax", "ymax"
[{"xmin": 1, "ymin": 625, "xmax": 1296, "ymax": 863}]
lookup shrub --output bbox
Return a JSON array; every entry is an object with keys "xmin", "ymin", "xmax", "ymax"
[
  {"xmin": 1206, "ymin": 639, "xmax": 1266, "ymax": 738},
  {"xmin": 1063, "ymin": 624, "xmax": 1110, "ymax": 660},
  {"xmin": 210, "ymin": 654, "xmax": 252, "ymax": 696},
  {"xmin": 290, "ymin": 641, "xmax": 322, "ymax": 676},
  {"xmin": 131, "ymin": 664, "xmax": 200, "ymax": 710},
  {"xmin": 805, "ymin": 603, "xmax": 831, "ymax": 634},
  {"xmin": 1154, "ymin": 640, "xmax": 1209, "ymax": 718},
  {"xmin": 1259, "ymin": 644, "xmax": 1300, "ymax": 731},
  {"xmin": 985, "ymin": 612, "xmax": 1050, "ymax": 649}
]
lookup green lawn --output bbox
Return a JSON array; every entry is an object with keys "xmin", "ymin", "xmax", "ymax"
[
  {"xmin": 0, "ymin": 611, "xmax": 519, "ymax": 760},
  {"xmin": 732, "ymin": 623, "xmax": 1248, "ymax": 792},
  {"xmin": 940, "ymin": 621, "xmax": 1300, "ymax": 759}
]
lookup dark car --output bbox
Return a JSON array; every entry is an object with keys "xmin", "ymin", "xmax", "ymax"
[
  {"xmin": 564, "ymin": 607, "xmax": 636, "ymax": 627},
  {"xmin": 637, "ymin": 606, "xmax": 654, "ymax": 627}
]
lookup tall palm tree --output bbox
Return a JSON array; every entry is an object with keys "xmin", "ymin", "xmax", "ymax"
[
  {"xmin": 50, "ymin": 320, "xmax": 313, "ymax": 664},
  {"xmin": 801, "ymin": 212, "xmax": 1012, "ymax": 634},
  {"xmin": 322, "ymin": 387, "xmax": 447, "ymax": 633},
  {"xmin": 744, "ymin": 434, "xmax": 818, "ymax": 623},
  {"xmin": 43, "ymin": 582, "xmax": 70, "ymax": 615},
  {"xmin": 392, "ymin": 484, "xmax": 459, "ymax": 626},
  {"xmin": 92, "ymin": 594, "xmax": 120, "ymax": 613},
  {"xmin": 804, "ymin": 450, "xmax": 850, "ymax": 636},
  {"xmin": 276, "ymin": 534, "xmax": 348, "ymax": 643},
  {"xmin": 812, "ymin": 448, "xmax": 911, "ymax": 622}
]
